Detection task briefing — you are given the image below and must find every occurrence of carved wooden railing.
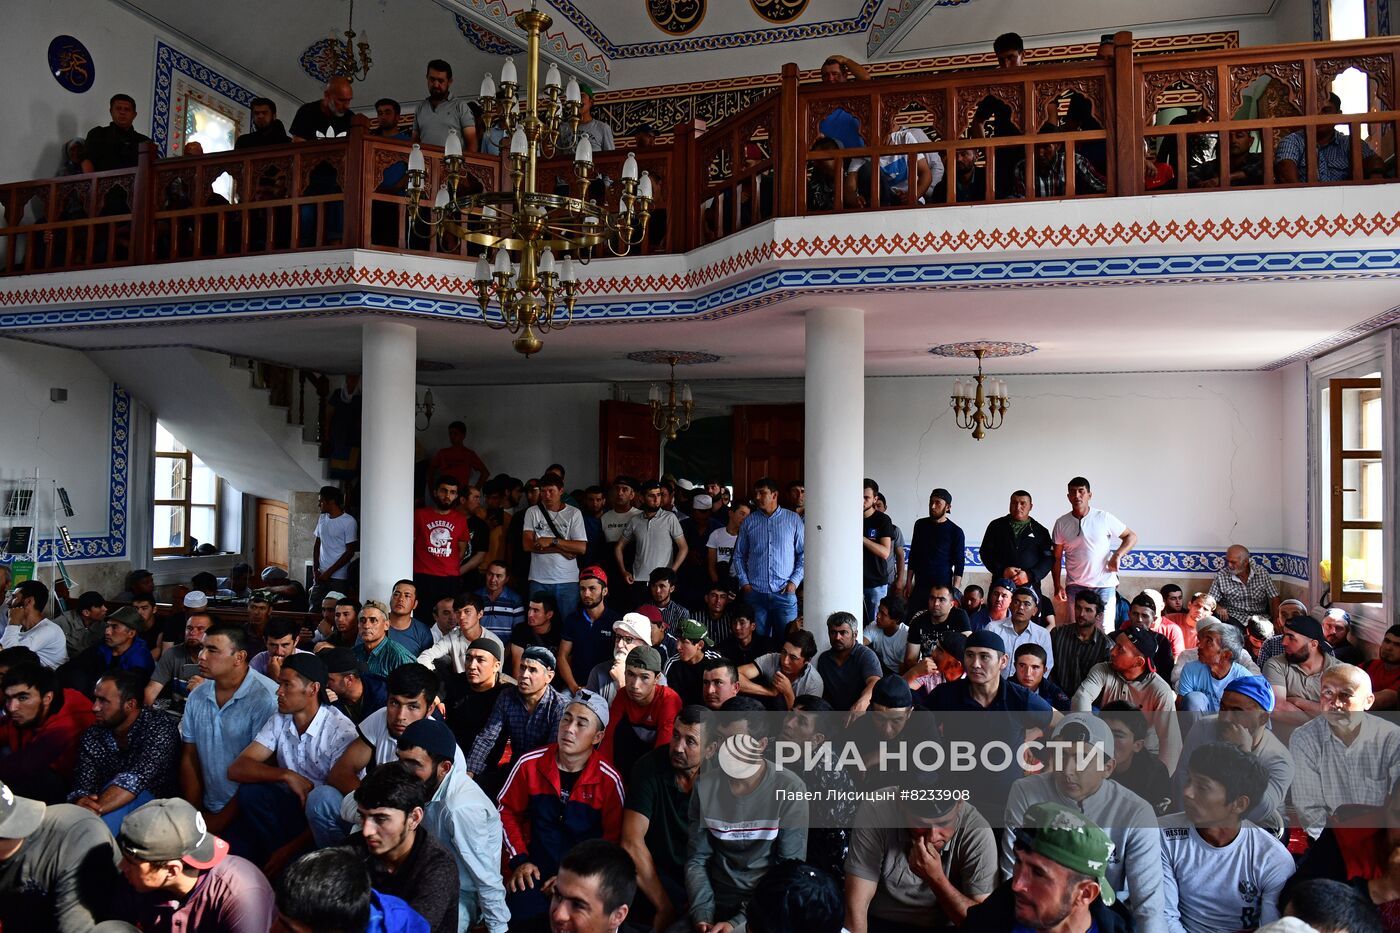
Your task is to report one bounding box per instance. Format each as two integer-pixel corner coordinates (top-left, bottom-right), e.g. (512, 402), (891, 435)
(3, 33), (1399, 277)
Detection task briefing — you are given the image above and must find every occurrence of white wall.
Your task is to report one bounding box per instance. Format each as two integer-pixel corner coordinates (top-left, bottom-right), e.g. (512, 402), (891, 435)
(0, 0), (295, 185)
(422, 382), (613, 483)
(1279, 360), (1310, 565)
(865, 371), (1290, 568)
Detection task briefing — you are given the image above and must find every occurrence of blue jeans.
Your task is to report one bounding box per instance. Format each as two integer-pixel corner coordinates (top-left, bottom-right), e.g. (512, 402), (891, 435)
(99, 789), (154, 836)
(307, 783), (351, 848)
(745, 589), (798, 639)
(863, 585), (889, 625)
(530, 580), (580, 621)
(1066, 584), (1117, 629)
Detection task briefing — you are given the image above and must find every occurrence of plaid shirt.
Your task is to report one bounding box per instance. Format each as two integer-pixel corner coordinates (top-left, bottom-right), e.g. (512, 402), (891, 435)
(1014, 151), (1107, 198)
(1208, 563), (1278, 620)
(1288, 713), (1400, 837)
(465, 685), (567, 775)
(1258, 634), (1285, 663)
(1276, 129), (1377, 182)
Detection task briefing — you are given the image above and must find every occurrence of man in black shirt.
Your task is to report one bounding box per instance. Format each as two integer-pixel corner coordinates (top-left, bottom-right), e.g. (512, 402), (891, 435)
(979, 489), (1054, 594)
(234, 97), (291, 149)
(81, 94), (150, 172)
(902, 584), (971, 672)
(443, 638), (509, 778)
(861, 479), (894, 624)
(715, 605), (773, 668)
(289, 77), (362, 141)
(1100, 701), (1173, 815)
(905, 487), (965, 616)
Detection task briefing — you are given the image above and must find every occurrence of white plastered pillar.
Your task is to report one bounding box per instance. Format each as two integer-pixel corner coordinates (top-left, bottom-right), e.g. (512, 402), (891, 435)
(358, 320), (417, 604)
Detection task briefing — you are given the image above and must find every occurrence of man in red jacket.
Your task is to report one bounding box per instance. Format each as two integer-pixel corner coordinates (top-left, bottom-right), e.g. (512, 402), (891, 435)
(0, 661), (96, 802)
(599, 646), (682, 781)
(498, 688), (625, 928)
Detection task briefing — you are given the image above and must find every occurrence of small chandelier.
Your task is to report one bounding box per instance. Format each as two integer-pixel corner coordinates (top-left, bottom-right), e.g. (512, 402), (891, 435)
(404, 0), (653, 357)
(649, 356), (694, 441)
(950, 348), (1009, 440)
(318, 0), (372, 83)
(415, 389), (435, 432)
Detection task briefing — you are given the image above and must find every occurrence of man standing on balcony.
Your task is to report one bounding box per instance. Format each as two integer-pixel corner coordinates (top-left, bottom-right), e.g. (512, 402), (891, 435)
(290, 77), (365, 141)
(558, 85), (616, 153)
(82, 94), (151, 173)
(235, 98), (290, 150)
(412, 59), (479, 152)
(818, 55), (870, 152)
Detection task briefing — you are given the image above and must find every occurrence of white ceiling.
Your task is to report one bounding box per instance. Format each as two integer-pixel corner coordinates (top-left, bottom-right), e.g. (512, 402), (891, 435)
(18, 272), (1398, 384)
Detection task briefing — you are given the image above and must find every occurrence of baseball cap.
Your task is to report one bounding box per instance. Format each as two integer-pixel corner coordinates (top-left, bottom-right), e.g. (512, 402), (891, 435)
(676, 618), (714, 647)
(636, 605), (665, 627)
(615, 614), (652, 642)
(118, 798), (228, 870)
(612, 474), (640, 491)
(1051, 712), (1115, 757)
(319, 646), (367, 676)
(569, 689), (610, 729)
(109, 606), (146, 633)
(580, 566), (609, 587)
(323, 590), (347, 602)
(282, 653), (329, 688)
(182, 591), (208, 610)
(871, 673), (914, 709)
(398, 719), (458, 763)
(1285, 616), (1333, 653)
(718, 733), (765, 780)
(467, 637), (505, 663)
(1014, 802), (1116, 905)
(1116, 626), (1158, 671)
(0, 781), (45, 840)
(930, 487), (953, 505)
(625, 645), (663, 673)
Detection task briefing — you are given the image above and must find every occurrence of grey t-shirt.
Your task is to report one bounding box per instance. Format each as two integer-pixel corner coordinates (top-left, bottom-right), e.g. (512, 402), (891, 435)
(151, 643), (199, 686)
(815, 644), (882, 710)
(846, 797), (997, 926)
(754, 652), (824, 700)
(0, 803), (120, 933)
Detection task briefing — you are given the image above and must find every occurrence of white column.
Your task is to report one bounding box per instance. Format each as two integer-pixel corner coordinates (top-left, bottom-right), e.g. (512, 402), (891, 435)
(359, 321), (417, 604)
(803, 306), (865, 654)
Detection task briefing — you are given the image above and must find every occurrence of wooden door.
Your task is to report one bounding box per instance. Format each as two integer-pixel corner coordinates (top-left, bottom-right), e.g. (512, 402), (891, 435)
(599, 401), (660, 485)
(731, 404), (804, 497)
(255, 498), (289, 574)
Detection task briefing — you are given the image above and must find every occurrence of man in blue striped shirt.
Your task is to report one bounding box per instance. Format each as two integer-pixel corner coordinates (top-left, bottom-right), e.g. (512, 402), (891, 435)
(476, 560), (524, 645)
(731, 477), (804, 639)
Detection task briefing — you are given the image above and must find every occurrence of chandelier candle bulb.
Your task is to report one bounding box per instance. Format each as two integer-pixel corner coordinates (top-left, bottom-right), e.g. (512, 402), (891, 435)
(510, 127), (529, 156)
(407, 144), (425, 175)
(565, 77), (580, 104)
(622, 154), (639, 181)
(575, 136), (592, 164)
(638, 173), (653, 199)
(649, 384), (661, 403)
(544, 63), (560, 89)
(493, 248), (512, 278)
(501, 58), (517, 85)
(444, 130), (463, 159)
(560, 256), (576, 283)
(480, 74), (496, 98)
(682, 384), (693, 403)
(473, 256), (491, 283)
(538, 248), (556, 275)
(434, 185), (450, 209)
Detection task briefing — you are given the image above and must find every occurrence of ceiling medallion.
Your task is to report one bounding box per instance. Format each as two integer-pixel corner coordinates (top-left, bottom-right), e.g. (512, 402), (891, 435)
(750, 0), (809, 24)
(626, 350), (722, 365)
(928, 341), (1038, 359)
(647, 0), (706, 36)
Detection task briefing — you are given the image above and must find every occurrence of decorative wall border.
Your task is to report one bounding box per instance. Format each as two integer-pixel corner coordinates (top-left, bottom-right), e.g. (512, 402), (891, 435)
(455, 15), (524, 56)
(454, 0), (610, 85)
(0, 385), (129, 565)
(151, 41), (256, 157)
(868, 0), (977, 57)
(961, 546), (1309, 582)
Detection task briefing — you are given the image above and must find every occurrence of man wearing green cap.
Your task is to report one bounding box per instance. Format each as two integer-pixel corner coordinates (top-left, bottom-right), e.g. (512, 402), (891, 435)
(663, 618), (721, 706)
(558, 83), (615, 154)
(964, 801), (1129, 932)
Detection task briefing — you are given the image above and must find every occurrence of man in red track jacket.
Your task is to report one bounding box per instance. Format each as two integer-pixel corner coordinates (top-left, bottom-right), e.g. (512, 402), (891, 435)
(0, 662), (96, 803)
(497, 688), (625, 927)
(599, 645), (683, 781)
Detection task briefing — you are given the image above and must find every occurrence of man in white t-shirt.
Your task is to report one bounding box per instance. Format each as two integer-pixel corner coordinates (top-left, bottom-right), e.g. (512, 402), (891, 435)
(1051, 476), (1136, 630)
(1, 581), (67, 669)
(523, 472), (588, 620)
(851, 124), (947, 206)
(313, 485), (358, 600)
(1160, 741), (1293, 933)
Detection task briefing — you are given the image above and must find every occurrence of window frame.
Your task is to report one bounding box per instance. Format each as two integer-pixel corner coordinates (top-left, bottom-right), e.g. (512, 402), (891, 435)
(1327, 376), (1383, 603)
(152, 426), (223, 557)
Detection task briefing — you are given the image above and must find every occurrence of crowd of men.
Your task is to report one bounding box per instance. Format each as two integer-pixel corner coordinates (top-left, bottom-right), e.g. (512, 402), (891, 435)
(1, 452), (1399, 933)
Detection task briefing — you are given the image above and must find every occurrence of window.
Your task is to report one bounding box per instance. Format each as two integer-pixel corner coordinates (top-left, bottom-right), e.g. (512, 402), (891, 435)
(153, 422), (223, 556)
(1324, 376), (1383, 602)
(182, 97), (237, 201)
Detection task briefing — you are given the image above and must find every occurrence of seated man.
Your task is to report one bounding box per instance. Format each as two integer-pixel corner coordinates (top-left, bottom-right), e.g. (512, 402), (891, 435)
(963, 802), (1126, 933)
(1, 581), (67, 669)
(1288, 663), (1400, 838)
(0, 778), (120, 930)
(988, 586), (1055, 673)
(416, 591), (504, 675)
(1002, 714), (1165, 933)
(1012, 643), (1070, 711)
(178, 625), (278, 832)
(395, 718), (509, 933)
(864, 593), (910, 674)
(0, 661), (95, 802)
(249, 616), (312, 678)
(849, 120), (945, 207)
(273, 847), (429, 932)
(314, 596), (361, 653)
(844, 766), (997, 931)
(1014, 123), (1107, 198)
(1176, 620), (1253, 714)
(738, 629), (824, 711)
(354, 599), (419, 678)
(646, 567), (691, 632)
(57, 590), (107, 660)
(701, 657), (741, 711)
(816, 610), (883, 712)
(1364, 623), (1400, 709)
(1207, 545), (1280, 625)
(1071, 626), (1182, 771)
(686, 717), (808, 933)
(1100, 701), (1173, 816)
(62, 605), (154, 693)
(715, 605), (773, 668)
(350, 761), (460, 933)
(583, 613), (653, 699)
(623, 705), (716, 929)
(662, 618), (721, 707)
(116, 797), (275, 932)
(966, 579), (1013, 632)
(498, 690), (624, 927)
(1321, 607), (1365, 665)
(1161, 742), (1293, 933)
(1263, 614), (1340, 722)
(1276, 92), (1385, 183)
(1174, 676), (1292, 830)
(599, 646), (683, 781)
(1048, 589), (1114, 698)
(1190, 128), (1265, 188)
(226, 653), (358, 867)
(68, 669), (180, 833)
(321, 646), (388, 725)
(145, 610), (211, 705)
(465, 646), (566, 796)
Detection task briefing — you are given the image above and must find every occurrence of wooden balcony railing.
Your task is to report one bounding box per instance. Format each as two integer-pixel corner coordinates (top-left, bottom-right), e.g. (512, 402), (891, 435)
(3, 32), (1399, 279)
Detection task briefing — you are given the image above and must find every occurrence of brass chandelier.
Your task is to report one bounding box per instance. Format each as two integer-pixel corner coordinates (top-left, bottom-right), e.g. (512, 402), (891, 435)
(950, 348), (1010, 440)
(649, 355), (695, 440)
(403, 1), (654, 356)
(319, 0), (373, 82)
